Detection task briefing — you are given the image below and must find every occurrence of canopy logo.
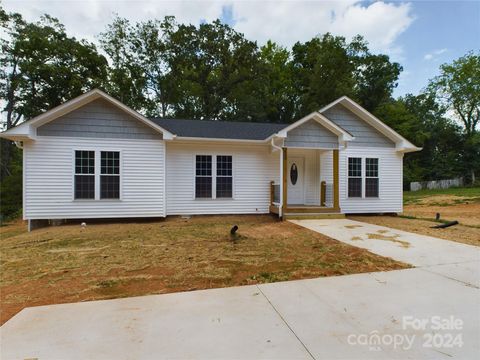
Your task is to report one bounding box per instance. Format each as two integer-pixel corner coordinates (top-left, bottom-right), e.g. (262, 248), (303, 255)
(347, 315), (464, 351)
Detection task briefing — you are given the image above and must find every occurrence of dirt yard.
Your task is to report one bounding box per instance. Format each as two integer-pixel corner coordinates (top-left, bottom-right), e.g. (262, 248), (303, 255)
(0, 215), (408, 325)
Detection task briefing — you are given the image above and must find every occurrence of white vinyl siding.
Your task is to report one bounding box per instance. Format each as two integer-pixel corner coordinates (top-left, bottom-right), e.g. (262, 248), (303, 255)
(166, 142), (279, 215)
(339, 147), (403, 213)
(23, 136), (165, 219)
(323, 104), (395, 148)
(284, 119), (338, 149)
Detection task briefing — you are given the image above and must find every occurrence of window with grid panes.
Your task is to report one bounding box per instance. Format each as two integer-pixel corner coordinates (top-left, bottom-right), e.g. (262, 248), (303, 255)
(100, 151), (120, 199)
(74, 150), (95, 199)
(365, 158), (379, 197)
(195, 155), (212, 198)
(348, 157), (362, 198)
(216, 155), (232, 198)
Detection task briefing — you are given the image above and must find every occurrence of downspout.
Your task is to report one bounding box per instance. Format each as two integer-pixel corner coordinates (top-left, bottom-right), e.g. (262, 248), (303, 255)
(14, 141), (23, 149)
(270, 137), (283, 217)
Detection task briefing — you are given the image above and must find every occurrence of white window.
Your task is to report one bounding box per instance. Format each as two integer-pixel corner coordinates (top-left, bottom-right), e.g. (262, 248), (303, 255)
(216, 155), (232, 198)
(195, 155), (233, 199)
(347, 157), (379, 198)
(74, 150), (95, 199)
(348, 157), (362, 198)
(195, 155), (212, 198)
(74, 150), (120, 200)
(365, 158), (379, 197)
(100, 151), (120, 199)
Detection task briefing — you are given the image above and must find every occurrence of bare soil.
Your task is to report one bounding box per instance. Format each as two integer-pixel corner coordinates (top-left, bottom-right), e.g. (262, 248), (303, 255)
(350, 215), (480, 246)
(0, 215), (408, 325)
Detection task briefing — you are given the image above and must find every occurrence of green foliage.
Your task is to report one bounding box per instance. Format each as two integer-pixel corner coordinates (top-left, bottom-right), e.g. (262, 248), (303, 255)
(291, 34), (401, 115)
(404, 186), (480, 205)
(257, 41), (296, 123)
(0, 10), (108, 127)
(375, 93), (465, 184)
(429, 52), (480, 135)
(428, 52), (480, 183)
(0, 145), (22, 222)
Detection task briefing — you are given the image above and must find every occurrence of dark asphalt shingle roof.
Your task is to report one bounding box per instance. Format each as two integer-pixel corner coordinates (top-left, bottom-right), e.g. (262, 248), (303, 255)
(151, 118), (290, 140)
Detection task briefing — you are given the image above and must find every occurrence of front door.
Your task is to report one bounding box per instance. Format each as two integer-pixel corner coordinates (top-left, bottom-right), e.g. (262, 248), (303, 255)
(287, 156), (304, 205)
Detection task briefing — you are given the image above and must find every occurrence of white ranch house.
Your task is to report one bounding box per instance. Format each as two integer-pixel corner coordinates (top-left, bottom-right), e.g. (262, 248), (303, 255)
(1, 89), (420, 230)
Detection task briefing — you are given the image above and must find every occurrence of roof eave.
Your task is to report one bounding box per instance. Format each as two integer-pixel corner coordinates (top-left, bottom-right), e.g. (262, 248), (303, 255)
(320, 96), (420, 149)
(4, 89), (176, 140)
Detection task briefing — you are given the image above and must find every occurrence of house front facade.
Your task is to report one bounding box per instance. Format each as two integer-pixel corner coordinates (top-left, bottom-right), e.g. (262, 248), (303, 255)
(1, 89), (420, 230)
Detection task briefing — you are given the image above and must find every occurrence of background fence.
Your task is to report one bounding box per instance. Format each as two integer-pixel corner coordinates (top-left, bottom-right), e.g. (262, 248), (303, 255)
(410, 177), (464, 191)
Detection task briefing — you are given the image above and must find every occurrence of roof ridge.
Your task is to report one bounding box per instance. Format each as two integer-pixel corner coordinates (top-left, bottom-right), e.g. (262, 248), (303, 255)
(151, 118), (291, 126)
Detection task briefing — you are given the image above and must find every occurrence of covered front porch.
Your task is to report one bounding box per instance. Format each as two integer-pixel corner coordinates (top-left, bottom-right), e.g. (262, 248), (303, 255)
(269, 147), (340, 219)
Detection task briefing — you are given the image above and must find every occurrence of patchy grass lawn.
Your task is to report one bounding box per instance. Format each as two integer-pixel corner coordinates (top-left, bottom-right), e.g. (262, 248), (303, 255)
(0, 215), (408, 324)
(403, 187), (480, 227)
(404, 186), (480, 205)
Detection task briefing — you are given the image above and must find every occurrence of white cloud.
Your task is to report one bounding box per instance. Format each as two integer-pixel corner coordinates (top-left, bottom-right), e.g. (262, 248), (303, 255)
(2, 0), (415, 58)
(424, 48), (448, 61)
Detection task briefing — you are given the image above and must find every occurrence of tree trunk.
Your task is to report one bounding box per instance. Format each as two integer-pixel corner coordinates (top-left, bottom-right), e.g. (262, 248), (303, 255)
(472, 169), (476, 185)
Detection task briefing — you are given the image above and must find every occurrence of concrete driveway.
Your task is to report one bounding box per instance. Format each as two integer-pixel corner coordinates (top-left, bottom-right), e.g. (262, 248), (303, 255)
(2, 220), (479, 359)
(290, 219), (480, 288)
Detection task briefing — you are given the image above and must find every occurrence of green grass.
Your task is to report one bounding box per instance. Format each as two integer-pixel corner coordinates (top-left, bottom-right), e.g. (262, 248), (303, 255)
(404, 186), (480, 205)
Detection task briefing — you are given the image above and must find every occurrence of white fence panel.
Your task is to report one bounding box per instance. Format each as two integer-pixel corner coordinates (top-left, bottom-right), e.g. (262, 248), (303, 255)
(410, 177), (463, 191)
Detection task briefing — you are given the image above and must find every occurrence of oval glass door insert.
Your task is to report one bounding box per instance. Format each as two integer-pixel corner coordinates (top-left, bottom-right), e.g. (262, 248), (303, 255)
(290, 163), (298, 185)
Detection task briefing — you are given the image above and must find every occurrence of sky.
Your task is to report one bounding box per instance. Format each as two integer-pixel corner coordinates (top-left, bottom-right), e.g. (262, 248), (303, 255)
(2, 0), (479, 97)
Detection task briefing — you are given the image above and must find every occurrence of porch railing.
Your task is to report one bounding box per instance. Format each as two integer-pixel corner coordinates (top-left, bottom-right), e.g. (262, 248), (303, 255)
(270, 181), (281, 205)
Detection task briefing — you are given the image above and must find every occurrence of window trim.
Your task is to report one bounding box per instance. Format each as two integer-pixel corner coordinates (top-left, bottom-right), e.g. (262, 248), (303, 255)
(74, 150), (95, 200)
(365, 157), (379, 198)
(72, 148), (122, 201)
(346, 156), (380, 199)
(193, 153), (234, 200)
(347, 157), (362, 198)
(100, 151), (121, 200)
(216, 155), (233, 199)
(195, 155), (213, 199)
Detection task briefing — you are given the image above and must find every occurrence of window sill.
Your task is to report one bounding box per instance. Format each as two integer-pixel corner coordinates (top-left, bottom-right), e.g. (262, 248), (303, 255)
(73, 199), (122, 202)
(347, 197), (380, 200)
(194, 198), (234, 201)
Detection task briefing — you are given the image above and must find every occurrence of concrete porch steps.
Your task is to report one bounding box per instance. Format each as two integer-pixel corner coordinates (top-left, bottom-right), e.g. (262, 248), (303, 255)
(283, 213), (345, 220)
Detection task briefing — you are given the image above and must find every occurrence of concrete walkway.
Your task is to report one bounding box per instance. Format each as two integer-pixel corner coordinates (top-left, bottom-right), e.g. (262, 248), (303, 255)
(290, 218), (480, 287)
(2, 220), (480, 359)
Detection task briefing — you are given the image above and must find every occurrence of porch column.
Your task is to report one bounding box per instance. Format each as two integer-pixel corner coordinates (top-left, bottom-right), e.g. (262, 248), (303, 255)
(333, 149), (340, 210)
(282, 147), (288, 213)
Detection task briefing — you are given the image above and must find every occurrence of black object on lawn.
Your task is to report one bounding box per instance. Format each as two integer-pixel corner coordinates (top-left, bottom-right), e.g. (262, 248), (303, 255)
(431, 221), (459, 229)
(230, 225), (239, 235)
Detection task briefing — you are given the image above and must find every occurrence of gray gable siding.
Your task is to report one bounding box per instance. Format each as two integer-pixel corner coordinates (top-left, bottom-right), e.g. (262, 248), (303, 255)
(284, 119), (338, 148)
(323, 104), (394, 148)
(37, 99), (162, 140)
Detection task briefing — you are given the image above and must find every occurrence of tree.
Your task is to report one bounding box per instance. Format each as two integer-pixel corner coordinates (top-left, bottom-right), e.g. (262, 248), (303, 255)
(292, 34), (358, 116)
(429, 52), (480, 183)
(99, 17), (149, 112)
(256, 41), (296, 123)
(0, 8), (108, 219)
(375, 93), (464, 185)
(291, 34), (401, 116)
(168, 20), (262, 121)
(0, 11), (108, 129)
(354, 54), (402, 112)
